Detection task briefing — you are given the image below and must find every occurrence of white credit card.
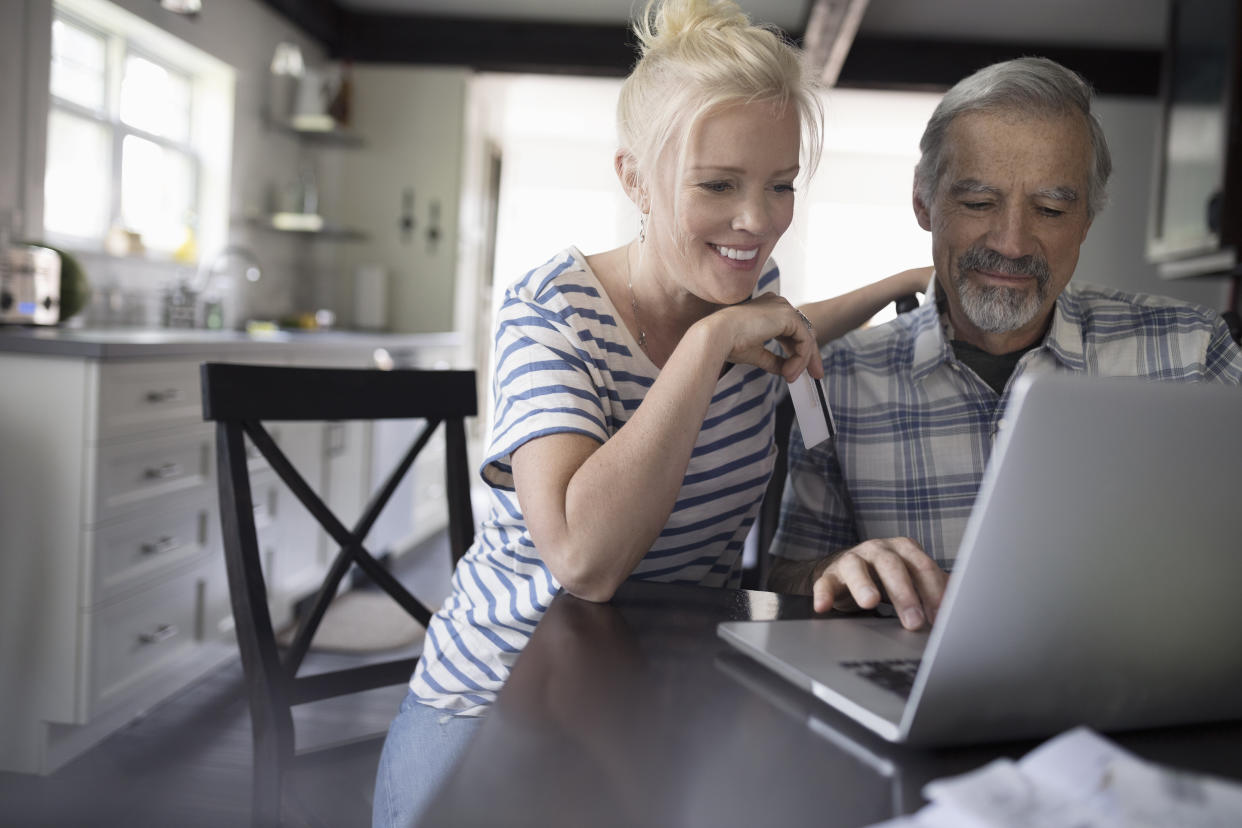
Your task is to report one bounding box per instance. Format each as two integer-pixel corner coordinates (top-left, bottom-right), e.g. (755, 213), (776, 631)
(787, 371), (836, 449)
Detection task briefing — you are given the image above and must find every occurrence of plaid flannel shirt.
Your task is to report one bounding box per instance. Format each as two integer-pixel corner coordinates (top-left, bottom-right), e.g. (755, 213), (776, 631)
(771, 282), (1242, 569)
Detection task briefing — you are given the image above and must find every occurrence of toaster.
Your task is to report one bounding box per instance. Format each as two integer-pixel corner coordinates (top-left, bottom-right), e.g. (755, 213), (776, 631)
(1, 243), (61, 325)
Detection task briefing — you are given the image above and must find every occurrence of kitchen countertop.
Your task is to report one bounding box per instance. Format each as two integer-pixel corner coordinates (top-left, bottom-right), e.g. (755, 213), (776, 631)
(0, 326), (463, 360)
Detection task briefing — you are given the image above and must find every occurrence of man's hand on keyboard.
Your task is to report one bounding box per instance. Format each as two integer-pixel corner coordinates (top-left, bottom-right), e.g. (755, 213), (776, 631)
(811, 537), (947, 631)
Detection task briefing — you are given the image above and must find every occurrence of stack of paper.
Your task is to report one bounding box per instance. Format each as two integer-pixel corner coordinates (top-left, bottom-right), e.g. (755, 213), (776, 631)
(871, 727), (1242, 828)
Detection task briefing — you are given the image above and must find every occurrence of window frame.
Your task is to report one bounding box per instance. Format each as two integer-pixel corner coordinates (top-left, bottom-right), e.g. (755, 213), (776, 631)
(45, 7), (207, 259)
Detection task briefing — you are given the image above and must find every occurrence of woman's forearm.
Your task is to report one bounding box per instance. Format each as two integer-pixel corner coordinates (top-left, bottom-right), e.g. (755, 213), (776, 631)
(799, 267), (931, 346)
(515, 294), (819, 603)
(514, 321), (730, 602)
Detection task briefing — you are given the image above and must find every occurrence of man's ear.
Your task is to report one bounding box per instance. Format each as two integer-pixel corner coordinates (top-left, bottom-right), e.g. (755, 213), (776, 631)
(912, 180), (933, 231)
(615, 149), (647, 211)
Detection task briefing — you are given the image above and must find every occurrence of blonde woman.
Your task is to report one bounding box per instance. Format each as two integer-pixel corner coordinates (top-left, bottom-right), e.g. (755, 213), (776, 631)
(373, 2), (918, 824)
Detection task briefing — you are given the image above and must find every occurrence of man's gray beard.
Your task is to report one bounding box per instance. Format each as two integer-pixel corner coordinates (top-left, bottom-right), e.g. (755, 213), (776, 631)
(952, 249), (1051, 334)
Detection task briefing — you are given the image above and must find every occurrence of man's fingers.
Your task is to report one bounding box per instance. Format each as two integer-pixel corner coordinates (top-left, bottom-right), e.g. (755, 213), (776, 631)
(812, 539), (948, 629)
(882, 541), (949, 624)
(816, 553), (881, 613)
(838, 554), (883, 609)
(843, 538), (948, 630)
(811, 573), (837, 614)
(909, 560), (948, 623)
(868, 552), (926, 630)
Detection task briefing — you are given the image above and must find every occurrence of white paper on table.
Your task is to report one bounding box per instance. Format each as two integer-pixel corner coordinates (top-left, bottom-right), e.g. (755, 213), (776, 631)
(1108, 748), (1242, 828)
(863, 726), (1242, 828)
(1019, 726), (1242, 828)
(1018, 726), (1136, 809)
(923, 756), (1110, 828)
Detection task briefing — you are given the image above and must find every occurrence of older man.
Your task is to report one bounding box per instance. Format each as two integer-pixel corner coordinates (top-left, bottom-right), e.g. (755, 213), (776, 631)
(770, 56), (1242, 631)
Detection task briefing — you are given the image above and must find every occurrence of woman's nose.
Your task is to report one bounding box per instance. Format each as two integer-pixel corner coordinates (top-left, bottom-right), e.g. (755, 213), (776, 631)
(731, 193), (773, 235)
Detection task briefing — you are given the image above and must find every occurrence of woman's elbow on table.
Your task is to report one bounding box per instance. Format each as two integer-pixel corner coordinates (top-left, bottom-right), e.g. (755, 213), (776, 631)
(562, 582), (622, 604)
(544, 548), (626, 603)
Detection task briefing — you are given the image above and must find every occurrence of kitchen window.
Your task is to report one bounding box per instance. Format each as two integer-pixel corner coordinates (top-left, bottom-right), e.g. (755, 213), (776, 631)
(44, 1), (234, 262)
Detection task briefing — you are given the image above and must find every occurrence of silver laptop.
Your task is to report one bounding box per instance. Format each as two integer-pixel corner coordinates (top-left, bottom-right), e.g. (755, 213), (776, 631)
(719, 372), (1242, 746)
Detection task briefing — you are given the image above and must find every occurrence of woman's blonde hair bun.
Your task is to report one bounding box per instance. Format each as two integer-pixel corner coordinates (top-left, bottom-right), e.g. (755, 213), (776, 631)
(618, 0), (823, 183)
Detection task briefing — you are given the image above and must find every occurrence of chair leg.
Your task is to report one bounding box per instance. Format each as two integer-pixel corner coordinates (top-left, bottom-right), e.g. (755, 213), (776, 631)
(251, 732), (284, 828)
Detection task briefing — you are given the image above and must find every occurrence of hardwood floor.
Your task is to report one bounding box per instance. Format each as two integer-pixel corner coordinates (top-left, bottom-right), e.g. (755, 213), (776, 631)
(0, 534), (452, 828)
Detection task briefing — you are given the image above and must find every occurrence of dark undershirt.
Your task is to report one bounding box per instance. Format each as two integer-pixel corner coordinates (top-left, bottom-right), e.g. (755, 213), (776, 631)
(950, 340), (1037, 394)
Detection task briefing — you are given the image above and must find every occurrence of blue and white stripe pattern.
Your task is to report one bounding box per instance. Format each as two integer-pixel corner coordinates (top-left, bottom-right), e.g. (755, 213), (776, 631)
(773, 282), (1242, 569)
(411, 247), (783, 715)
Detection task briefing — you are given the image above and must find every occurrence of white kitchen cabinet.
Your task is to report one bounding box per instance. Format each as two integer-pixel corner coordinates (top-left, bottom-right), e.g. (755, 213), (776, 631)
(86, 490), (214, 607)
(82, 558), (211, 720)
(0, 332), (464, 774)
(0, 354), (232, 773)
(90, 425), (214, 523)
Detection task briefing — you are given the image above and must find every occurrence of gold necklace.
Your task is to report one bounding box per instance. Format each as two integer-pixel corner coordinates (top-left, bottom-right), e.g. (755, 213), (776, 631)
(626, 247), (647, 350)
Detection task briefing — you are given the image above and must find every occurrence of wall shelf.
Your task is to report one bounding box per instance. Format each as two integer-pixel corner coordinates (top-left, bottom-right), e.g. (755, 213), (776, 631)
(269, 117), (364, 148)
(251, 116), (367, 241)
(243, 214), (367, 241)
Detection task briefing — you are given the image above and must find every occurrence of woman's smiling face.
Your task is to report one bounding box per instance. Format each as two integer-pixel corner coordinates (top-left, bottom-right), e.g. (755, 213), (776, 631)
(645, 99), (801, 306)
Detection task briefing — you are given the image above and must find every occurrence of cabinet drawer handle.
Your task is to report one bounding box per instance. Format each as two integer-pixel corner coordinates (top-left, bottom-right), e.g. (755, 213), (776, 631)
(138, 624), (179, 645)
(140, 536), (181, 556)
(144, 388), (183, 404)
(143, 462), (182, 480)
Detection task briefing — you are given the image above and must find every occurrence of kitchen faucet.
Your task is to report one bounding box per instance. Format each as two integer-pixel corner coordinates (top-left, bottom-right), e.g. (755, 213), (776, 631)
(200, 244), (263, 329)
(164, 244), (263, 329)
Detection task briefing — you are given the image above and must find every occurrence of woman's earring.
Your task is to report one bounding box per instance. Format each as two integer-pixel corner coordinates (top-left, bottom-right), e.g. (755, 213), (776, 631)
(639, 211), (647, 244)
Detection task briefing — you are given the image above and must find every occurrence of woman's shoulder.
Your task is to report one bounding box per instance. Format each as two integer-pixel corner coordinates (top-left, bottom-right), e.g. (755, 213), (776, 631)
(504, 247), (599, 309)
(496, 247), (622, 346)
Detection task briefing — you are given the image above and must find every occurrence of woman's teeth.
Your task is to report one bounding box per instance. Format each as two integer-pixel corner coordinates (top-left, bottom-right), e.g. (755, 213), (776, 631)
(714, 245), (757, 261)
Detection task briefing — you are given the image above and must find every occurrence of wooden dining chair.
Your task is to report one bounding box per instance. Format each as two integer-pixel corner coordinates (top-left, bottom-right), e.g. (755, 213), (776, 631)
(200, 362), (477, 828)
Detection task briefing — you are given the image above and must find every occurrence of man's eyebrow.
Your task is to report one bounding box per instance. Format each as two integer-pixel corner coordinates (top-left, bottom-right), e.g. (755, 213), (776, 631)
(949, 179), (1001, 196)
(949, 180), (1080, 203)
(1035, 186), (1080, 202)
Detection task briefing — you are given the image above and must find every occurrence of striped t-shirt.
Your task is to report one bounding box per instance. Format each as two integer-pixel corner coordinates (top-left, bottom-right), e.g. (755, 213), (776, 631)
(410, 247), (784, 715)
(772, 282), (1242, 569)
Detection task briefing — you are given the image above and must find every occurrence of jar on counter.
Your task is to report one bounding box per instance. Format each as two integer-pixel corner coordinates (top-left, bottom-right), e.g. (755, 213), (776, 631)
(162, 280), (198, 328)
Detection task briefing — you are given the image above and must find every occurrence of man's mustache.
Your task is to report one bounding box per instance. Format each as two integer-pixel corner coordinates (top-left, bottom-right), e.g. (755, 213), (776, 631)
(957, 247), (1051, 283)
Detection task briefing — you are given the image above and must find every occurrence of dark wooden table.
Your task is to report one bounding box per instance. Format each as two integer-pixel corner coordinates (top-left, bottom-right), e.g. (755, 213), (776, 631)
(420, 581), (1242, 827)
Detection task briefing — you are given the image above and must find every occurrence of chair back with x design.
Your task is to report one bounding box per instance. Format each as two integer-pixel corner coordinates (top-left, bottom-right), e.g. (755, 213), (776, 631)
(201, 362), (476, 827)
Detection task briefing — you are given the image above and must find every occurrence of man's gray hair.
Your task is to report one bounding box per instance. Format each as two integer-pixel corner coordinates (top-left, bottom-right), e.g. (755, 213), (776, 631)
(914, 56), (1113, 218)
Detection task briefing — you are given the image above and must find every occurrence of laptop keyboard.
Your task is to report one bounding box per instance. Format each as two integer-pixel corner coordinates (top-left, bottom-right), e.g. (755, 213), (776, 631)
(840, 658), (922, 699)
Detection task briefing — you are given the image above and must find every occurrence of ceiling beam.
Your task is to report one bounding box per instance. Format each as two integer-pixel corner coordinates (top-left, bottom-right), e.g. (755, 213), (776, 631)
(836, 37), (1162, 98)
(256, 0), (343, 52)
(336, 14), (638, 76)
(255, 2), (1160, 97)
(801, 0), (870, 87)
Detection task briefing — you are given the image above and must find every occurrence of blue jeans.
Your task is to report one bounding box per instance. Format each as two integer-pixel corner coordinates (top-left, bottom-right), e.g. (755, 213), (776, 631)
(372, 691), (483, 828)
